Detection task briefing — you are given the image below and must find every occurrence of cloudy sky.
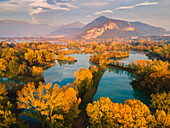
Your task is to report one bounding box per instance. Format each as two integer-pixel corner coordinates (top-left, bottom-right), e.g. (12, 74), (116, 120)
(0, 0), (170, 30)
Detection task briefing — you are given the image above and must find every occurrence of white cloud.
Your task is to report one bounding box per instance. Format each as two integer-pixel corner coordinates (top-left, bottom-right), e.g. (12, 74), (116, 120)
(115, 2), (159, 10)
(82, 2), (108, 7)
(94, 10), (113, 15)
(136, 2), (159, 6)
(0, 0), (77, 23)
(29, 8), (43, 15)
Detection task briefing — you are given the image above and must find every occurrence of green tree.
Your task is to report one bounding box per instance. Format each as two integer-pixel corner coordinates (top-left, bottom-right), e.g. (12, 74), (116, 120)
(8, 60), (20, 77)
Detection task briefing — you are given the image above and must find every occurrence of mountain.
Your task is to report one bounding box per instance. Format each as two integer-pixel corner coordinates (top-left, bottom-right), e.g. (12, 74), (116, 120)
(76, 16), (167, 40)
(49, 22), (84, 37)
(0, 20), (52, 37)
(130, 22), (167, 36)
(77, 16), (111, 34)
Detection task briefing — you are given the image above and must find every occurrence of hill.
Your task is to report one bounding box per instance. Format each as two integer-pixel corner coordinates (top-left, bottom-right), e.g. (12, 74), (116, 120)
(76, 16), (167, 40)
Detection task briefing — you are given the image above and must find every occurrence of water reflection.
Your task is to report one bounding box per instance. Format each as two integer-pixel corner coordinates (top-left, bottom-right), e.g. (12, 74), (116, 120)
(133, 89), (151, 106)
(43, 52), (151, 104)
(43, 54), (91, 86)
(108, 67), (135, 80)
(57, 60), (77, 66)
(120, 51), (150, 65)
(0, 52), (151, 105)
(0, 76), (24, 85)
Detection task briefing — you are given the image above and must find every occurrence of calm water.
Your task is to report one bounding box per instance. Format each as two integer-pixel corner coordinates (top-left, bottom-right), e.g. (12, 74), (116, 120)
(120, 51), (150, 65)
(43, 53), (91, 86)
(43, 52), (151, 104)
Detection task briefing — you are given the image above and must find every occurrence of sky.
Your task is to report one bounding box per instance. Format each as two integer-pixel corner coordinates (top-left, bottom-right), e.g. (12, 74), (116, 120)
(0, 0), (170, 30)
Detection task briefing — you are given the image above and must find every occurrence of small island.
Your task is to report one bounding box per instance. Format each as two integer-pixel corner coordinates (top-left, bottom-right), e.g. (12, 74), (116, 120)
(56, 54), (77, 62)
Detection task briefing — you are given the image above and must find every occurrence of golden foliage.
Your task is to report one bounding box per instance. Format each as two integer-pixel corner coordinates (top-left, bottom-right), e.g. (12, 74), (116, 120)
(130, 59), (170, 93)
(17, 82), (81, 128)
(73, 68), (93, 95)
(0, 84), (17, 128)
(29, 66), (43, 77)
(86, 97), (170, 128)
(151, 92), (170, 114)
(25, 49), (55, 65)
(86, 97), (155, 128)
(0, 58), (7, 76)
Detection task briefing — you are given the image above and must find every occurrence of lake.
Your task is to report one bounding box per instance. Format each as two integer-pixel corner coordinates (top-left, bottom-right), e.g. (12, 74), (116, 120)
(43, 52), (151, 105)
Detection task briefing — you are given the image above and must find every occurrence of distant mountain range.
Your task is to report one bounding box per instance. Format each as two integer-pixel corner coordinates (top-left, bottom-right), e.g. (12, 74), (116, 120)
(0, 20), (52, 37)
(0, 16), (168, 40)
(0, 20), (84, 37)
(48, 22), (84, 37)
(75, 16), (167, 40)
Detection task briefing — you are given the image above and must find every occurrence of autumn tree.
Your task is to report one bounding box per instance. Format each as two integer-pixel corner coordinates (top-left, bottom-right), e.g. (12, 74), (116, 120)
(86, 97), (170, 128)
(57, 54), (67, 61)
(29, 66), (43, 77)
(154, 110), (170, 127)
(25, 49), (55, 66)
(17, 82), (81, 128)
(73, 68), (93, 96)
(0, 58), (7, 77)
(18, 62), (28, 75)
(0, 83), (17, 127)
(130, 59), (170, 94)
(95, 44), (106, 51)
(150, 92), (170, 114)
(8, 60), (20, 77)
(24, 49), (36, 65)
(2, 42), (7, 48)
(86, 97), (154, 128)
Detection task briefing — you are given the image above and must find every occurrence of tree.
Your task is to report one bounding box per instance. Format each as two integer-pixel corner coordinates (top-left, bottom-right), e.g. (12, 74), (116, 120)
(86, 97), (155, 128)
(73, 68), (93, 95)
(18, 62), (28, 75)
(154, 110), (170, 127)
(17, 82), (81, 128)
(2, 42), (7, 48)
(29, 66), (43, 77)
(24, 49), (36, 65)
(0, 58), (7, 77)
(0, 83), (17, 128)
(150, 92), (170, 114)
(130, 59), (170, 94)
(8, 60), (20, 77)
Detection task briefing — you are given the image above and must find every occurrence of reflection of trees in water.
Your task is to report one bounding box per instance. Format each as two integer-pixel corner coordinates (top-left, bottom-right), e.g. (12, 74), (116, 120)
(0, 76), (23, 84)
(108, 67), (135, 80)
(133, 89), (151, 106)
(108, 56), (128, 61)
(57, 60), (77, 66)
(107, 67), (150, 106)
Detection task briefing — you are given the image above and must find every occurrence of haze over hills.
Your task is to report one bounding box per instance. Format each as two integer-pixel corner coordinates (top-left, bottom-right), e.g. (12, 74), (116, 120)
(0, 20), (84, 37)
(49, 22), (84, 37)
(76, 16), (167, 40)
(0, 16), (168, 40)
(0, 20), (52, 37)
